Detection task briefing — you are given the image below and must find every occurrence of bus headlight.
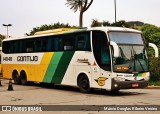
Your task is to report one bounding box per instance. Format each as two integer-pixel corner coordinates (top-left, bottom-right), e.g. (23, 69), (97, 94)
(114, 77), (125, 81)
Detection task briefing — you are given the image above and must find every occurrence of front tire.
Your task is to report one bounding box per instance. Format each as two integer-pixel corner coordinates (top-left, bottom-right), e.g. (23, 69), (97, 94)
(78, 75), (91, 93)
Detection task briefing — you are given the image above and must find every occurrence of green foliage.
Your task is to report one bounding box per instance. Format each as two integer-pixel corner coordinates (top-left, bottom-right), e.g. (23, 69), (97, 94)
(102, 21), (111, 26)
(91, 19), (102, 27)
(26, 22), (78, 36)
(91, 20), (131, 28)
(111, 20), (130, 28)
(141, 24), (160, 44)
(0, 34), (5, 47)
(149, 57), (160, 85)
(140, 24), (160, 85)
(141, 24), (160, 57)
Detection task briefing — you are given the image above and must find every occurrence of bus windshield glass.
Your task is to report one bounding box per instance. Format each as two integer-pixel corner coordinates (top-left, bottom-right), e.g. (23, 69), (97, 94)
(109, 32), (144, 44)
(109, 32), (148, 73)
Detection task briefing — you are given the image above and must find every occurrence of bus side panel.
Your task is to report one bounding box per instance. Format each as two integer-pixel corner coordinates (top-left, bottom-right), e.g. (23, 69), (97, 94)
(36, 52), (54, 82)
(2, 64), (12, 79)
(2, 53), (47, 82)
(42, 51), (75, 84)
(61, 51), (92, 87)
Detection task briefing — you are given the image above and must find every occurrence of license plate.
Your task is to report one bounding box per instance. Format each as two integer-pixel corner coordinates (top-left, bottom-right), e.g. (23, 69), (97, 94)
(132, 83), (139, 87)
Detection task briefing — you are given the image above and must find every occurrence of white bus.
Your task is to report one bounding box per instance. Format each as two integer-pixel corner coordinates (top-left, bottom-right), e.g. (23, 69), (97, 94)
(1, 27), (158, 93)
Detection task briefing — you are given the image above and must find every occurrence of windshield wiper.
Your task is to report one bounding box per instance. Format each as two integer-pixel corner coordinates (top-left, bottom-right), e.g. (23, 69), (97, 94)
(132, 47), (145, 71)
(128, 49), (135, 71)
(128, 47), (145, 72)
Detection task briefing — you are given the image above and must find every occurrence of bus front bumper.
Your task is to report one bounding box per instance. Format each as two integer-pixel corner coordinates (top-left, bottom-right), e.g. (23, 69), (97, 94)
(111, 79), (149, 90)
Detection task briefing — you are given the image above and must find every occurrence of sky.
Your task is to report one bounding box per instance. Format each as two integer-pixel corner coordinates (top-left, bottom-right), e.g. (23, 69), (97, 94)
(0, 0), (160, 37)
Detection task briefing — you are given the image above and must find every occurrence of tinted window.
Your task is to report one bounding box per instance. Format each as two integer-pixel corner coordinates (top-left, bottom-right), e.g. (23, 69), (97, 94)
(26, 40), (34, 52)
(75, 32), (91, 51)
(2, 31), (91, 54)
(92, 30), (111, 71)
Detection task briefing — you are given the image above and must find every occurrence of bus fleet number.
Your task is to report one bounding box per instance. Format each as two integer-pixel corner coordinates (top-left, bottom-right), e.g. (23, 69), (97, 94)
(3, 57), (12, 61)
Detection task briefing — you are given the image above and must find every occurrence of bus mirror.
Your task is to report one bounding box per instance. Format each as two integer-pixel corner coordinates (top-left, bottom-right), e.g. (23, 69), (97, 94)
(110, 41), (119, 57)
(149, 43), (159, 58)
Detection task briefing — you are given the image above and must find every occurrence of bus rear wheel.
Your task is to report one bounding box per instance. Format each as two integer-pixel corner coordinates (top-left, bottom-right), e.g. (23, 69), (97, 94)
(12, 71), (20, 84)
(78, 75), (91, 93)
(20, 71), (28, 85)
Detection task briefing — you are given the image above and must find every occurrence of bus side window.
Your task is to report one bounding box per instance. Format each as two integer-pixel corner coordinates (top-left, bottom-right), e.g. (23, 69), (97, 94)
(52, 38), (59, 51)
(47, 38), (52, 52)
(26, 40), (34, 52)
(10, 41), (19, 53)
(76, 35), (85, 50)
(75, 32), (91, 51)
(34, 39), (42, 52)
(2, 41), (11, 54)
(63, 36), (74, 51)
(41, 39), (47, 52)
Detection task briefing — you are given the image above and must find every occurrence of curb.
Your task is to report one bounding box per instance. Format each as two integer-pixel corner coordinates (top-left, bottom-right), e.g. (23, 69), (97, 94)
(146, 86), (160, 89)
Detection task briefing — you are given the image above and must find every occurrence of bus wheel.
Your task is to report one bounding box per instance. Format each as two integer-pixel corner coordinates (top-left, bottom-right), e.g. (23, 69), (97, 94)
(78, 75), (91, 93)
(20, 71), (28, 85)
(12, 71), (20, 84)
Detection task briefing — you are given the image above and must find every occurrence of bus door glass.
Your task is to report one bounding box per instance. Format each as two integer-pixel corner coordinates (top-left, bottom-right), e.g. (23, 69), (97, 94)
(92, 31), (111, 88)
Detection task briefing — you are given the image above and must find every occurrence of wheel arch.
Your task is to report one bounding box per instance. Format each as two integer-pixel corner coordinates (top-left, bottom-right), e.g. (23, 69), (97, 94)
(20, 69), (28, 77)
(77, 72), (91, 87)
(12, 69), (19, 77)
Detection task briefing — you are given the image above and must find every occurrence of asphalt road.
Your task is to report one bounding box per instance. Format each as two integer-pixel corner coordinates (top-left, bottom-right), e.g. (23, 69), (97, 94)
(0, 78), (160, 114)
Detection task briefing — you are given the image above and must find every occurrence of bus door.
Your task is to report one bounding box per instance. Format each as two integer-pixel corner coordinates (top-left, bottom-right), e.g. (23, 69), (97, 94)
(92, 30), (112, 89)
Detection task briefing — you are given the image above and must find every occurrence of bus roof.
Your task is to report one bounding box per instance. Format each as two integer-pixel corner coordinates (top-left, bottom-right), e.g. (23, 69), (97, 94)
(89, 26), (141, 33)
(3, 27), (141, 41)
(34, 28), (79, 35)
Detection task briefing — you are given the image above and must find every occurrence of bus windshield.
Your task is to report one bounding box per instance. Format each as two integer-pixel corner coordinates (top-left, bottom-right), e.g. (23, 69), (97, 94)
(109, 32), (148, 73)
(109, 32), (144, 44)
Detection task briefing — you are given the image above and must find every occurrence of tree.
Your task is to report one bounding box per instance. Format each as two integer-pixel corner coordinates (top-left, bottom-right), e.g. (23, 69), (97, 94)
(91, 19), (130, 28)
(141, 24), (160, 57)
(26, 22), (78, 36)
(91, 20), (111, 27)
(111, 20), (130, 28)
(141, 24), (160, 44)
(0, 34), (5, 47)
(141, 24), (160, 83)
(66, 0), (93, 27)
(91, 19), (102, 27)
(102, 21), (111, 27)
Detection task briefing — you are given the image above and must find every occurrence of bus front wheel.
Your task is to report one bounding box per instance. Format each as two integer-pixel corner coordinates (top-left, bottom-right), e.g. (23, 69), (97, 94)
(20, 71), (28, 85)
(12, 71), (20, 84)
(78, 75), (91, 93)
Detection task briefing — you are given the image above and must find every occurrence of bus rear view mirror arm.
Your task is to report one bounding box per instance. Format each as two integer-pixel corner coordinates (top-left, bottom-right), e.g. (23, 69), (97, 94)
(149, 43), (159, 58)
(110, 41), (119, 57)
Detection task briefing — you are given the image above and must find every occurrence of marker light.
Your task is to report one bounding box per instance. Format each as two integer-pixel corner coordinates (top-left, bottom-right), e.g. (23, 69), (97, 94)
(114, 84), (118, 87)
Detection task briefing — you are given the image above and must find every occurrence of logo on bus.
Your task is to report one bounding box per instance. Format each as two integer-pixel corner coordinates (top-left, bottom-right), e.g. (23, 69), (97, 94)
(95, 77), (108, 86)
(17, 56), (38, 62)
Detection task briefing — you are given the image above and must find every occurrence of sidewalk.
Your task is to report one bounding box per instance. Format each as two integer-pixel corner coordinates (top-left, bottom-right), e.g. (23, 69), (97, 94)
(146, 86), (160, 89)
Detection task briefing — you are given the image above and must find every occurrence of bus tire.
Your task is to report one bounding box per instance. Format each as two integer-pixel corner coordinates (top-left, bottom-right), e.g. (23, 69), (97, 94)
(12, 71), (20, 85)
(78, 74), (91, 93)
(20, 71), (28, 85)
